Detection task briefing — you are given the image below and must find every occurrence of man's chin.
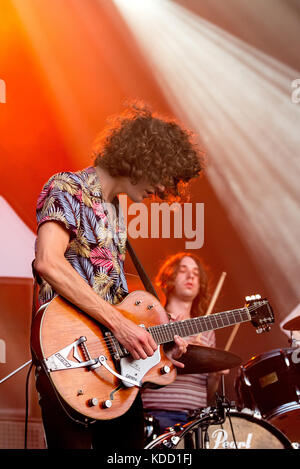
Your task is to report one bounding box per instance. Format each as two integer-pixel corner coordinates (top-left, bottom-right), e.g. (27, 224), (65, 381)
(179, 291), (198, 301)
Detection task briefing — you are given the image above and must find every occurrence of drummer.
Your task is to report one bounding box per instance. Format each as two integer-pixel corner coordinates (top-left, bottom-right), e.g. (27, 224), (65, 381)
(141, 252), (229, 434)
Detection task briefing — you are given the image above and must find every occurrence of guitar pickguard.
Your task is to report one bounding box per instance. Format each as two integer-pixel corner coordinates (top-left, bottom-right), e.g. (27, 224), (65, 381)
(120, 347), (161, 388)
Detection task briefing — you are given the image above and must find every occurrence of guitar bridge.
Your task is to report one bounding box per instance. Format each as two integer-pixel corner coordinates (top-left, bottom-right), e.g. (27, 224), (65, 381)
(105, 332), (128, 360)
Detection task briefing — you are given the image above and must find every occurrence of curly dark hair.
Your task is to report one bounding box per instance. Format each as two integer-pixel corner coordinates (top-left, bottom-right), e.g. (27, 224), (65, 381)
(155, 252), (211, 318)
(93, 101), (205, 200)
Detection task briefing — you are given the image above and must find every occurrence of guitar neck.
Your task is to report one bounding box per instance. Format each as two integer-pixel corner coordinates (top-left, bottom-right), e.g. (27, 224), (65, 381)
(148, 307), (251, 345)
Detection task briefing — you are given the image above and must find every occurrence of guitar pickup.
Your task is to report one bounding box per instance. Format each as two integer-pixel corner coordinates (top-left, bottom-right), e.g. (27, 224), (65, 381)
(43, 336), (98, 372)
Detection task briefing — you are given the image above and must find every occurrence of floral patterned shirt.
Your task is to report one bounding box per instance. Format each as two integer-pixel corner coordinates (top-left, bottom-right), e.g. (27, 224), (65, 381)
(36, 166), (128, 306)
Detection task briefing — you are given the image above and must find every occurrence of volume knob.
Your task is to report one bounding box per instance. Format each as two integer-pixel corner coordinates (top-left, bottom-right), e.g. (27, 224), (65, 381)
(160, 365), (170, 375)
(102, 399), (112, 409)
(88, 397), (99, 407)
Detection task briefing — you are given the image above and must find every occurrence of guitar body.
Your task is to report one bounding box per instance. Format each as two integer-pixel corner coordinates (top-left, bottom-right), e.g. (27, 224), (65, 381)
(31, 291), (177, 422)
(31, 290), (274, 422)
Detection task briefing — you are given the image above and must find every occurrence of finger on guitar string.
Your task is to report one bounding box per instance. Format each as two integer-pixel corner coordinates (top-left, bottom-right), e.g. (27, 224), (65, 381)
(170, 335), (188, 359)
(112, 317), (158, 361)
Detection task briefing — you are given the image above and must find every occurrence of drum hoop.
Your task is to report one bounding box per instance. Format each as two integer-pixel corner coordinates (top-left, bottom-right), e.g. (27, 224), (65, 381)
(144, 409), (293, 449)
(144, 429), (175, 449)
(266, 402), (300, 419)
(179, 413), (220, 441)
(242, 348), (295, 370)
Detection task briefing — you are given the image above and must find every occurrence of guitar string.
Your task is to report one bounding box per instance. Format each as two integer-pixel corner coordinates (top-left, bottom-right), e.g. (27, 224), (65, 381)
(80, 302), (269, 358)
(86, 302), (267, 355)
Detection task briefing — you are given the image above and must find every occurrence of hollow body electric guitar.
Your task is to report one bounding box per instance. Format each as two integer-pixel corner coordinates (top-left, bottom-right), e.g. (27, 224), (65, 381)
(31, 291), (274, 423)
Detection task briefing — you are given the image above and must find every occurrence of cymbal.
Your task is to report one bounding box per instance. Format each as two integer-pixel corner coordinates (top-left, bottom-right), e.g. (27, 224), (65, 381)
(282, 315), (300, 331)
(177, 345), (242, 374)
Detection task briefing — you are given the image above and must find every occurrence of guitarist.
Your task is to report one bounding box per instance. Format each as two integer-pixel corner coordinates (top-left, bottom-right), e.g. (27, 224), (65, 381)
(33, 102), (203, 449)
(142, 252), (228, 435)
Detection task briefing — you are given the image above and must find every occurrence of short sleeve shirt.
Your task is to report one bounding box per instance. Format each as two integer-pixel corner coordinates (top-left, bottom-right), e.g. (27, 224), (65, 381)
(36, 166), (128, 306)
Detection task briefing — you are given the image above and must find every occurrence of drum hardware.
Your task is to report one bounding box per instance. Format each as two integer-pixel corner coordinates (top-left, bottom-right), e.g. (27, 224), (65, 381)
(144, 366), (294, 450)
(144, 414), (161, 445)
(164, 422), (185, 447)
(172, 393), (234, 450)
(155, 349), (243, 449)
(159, 406), (228, 450)
(288, 331), (300, 349)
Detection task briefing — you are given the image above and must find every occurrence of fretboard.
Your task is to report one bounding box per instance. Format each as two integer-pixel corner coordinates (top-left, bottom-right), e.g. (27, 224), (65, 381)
(148, 307), (251, 345)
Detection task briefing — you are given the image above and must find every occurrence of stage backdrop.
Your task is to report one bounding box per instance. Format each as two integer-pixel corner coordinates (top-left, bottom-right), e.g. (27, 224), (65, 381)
(0, 0), (299, 448)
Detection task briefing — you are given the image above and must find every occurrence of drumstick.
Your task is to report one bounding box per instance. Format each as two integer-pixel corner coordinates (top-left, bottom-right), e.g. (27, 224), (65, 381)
(195, 272), (227, 344)
(205, 272), (227, 316)
(225, 323), (240, 351)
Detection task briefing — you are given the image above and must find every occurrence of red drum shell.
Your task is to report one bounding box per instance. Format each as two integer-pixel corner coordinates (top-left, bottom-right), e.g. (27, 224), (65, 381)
(235, 348), (300, 443)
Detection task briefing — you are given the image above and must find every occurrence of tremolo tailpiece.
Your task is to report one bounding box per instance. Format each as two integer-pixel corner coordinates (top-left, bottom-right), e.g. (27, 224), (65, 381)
(43, 336), (142, 388)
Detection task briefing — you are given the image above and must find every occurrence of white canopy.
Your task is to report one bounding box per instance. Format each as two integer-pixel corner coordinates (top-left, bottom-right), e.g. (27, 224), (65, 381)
(0, 196), (35, 278)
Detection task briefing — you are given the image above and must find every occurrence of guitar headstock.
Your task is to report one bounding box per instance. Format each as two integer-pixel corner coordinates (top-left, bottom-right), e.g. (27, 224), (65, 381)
(245, 294), (274, 333)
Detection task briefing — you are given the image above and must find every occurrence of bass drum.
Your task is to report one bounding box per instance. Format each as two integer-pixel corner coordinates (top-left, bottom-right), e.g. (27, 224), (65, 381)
(144, 410), (292, 450)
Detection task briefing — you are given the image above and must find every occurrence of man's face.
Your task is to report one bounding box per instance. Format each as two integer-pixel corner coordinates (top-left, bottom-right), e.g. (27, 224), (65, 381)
(123, 177), (165, 203)
(172, 256), (200, 302)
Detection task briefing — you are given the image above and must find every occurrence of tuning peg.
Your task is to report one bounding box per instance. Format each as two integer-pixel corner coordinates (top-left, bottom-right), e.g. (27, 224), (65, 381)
(256, 324), (271, 334)
(245, 294), (262, 302)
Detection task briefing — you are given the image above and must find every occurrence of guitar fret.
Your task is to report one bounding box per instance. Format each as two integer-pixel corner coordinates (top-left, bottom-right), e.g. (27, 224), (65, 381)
(149, 307), (251, 344)
(170, 321), (181, 337)
(161, 324), (171, 343)
(149, 327), (158, 344)
(216, 316), (225, 328)
(236, 310), (243, 323)
(182, 320), (190, 337)
(155, 325), (164, 343)
(190, 319), (197, 335)
(198, 317), (208, 332)
(168, 322), (176, 339)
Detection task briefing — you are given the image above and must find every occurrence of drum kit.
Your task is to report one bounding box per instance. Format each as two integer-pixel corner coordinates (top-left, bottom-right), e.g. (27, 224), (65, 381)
(144, 315), (300, 450)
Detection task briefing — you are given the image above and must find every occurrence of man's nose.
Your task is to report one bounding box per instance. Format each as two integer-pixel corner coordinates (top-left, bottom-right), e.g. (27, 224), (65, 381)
(187, 270), (195, 279)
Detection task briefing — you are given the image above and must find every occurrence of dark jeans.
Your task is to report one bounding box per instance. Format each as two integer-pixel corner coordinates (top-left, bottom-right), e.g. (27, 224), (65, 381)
(36, 369), (145, 450)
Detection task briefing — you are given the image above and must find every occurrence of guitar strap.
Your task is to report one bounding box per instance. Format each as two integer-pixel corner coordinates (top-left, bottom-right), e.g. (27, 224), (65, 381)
(112, 196), (159, 300)
(125, 239), (159, 300)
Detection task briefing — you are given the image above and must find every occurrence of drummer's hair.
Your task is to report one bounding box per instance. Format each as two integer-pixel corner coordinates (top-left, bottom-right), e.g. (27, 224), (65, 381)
(155, 252), (211, 317)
